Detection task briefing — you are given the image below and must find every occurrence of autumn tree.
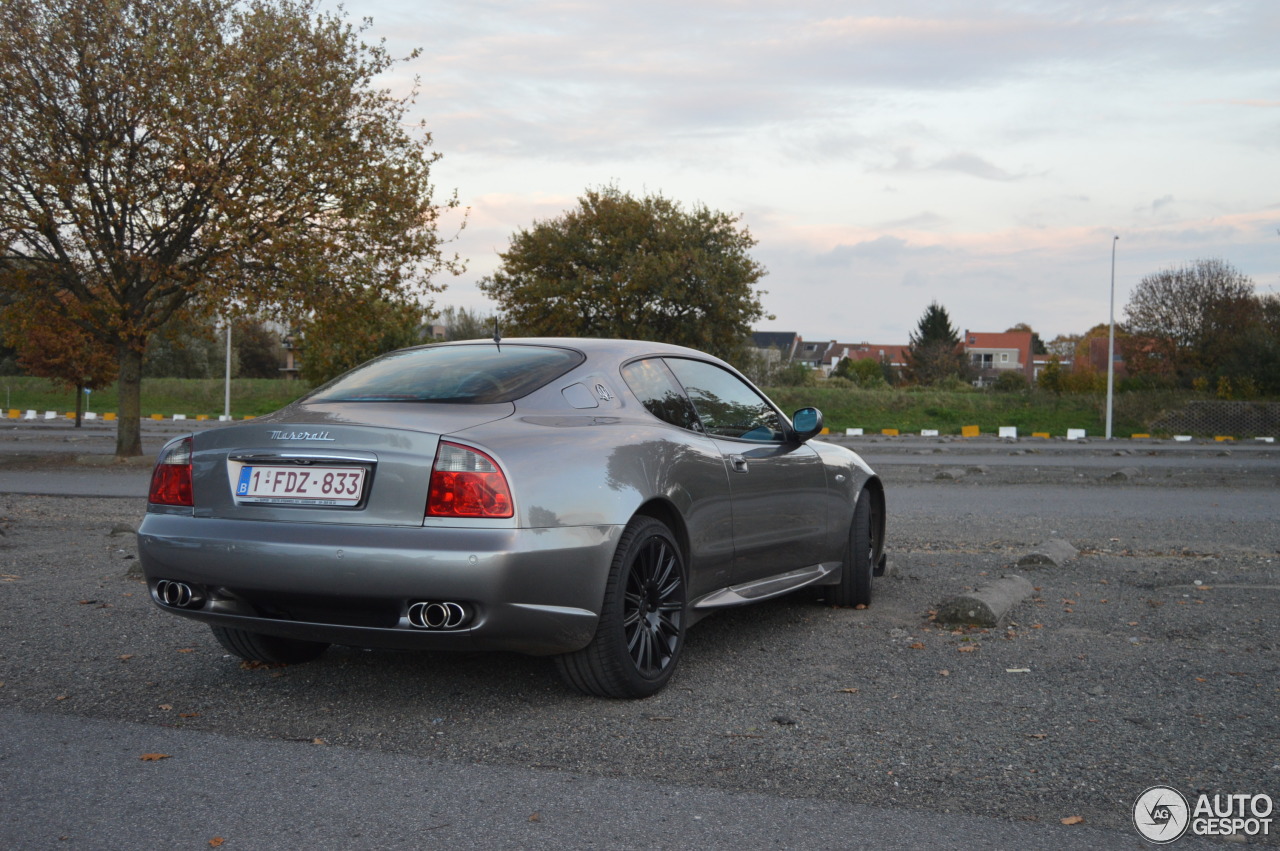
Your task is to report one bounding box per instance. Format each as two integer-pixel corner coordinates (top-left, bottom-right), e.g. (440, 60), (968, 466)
(0, 294), (117, 425)
(1123, 258), (1256, 385)
(480, 186), (770, 363)
(0, 0), (460, 455)
(904, 302), (967, 385)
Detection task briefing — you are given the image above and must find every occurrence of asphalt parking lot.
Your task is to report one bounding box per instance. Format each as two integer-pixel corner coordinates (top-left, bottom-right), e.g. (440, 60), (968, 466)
(1, 421), (1277, 847)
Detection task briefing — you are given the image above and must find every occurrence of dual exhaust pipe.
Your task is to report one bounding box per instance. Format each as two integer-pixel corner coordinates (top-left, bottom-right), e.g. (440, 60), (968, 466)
(407, 600), (469, 630)
(154, 579), (204, 609)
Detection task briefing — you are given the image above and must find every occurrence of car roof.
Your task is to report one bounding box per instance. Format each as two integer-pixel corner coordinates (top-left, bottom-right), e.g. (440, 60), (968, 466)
(421, 337), (731, 365)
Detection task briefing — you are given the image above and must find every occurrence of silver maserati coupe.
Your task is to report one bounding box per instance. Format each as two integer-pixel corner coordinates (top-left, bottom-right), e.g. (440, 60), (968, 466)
(139, 338), (886, 697)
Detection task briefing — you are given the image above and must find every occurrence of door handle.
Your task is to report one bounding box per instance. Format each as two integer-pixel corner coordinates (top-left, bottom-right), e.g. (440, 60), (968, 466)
(730, 454), (749, 473)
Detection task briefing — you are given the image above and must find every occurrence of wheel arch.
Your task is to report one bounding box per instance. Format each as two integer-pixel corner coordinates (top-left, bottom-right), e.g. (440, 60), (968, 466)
(632, 497), (691, 569)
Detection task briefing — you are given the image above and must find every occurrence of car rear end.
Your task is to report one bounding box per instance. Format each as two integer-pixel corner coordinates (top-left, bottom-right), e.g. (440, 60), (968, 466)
(137, 343), (619, 655)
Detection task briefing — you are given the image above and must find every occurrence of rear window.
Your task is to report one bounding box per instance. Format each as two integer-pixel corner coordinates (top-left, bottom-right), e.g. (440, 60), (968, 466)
(304, 344), (585, 405)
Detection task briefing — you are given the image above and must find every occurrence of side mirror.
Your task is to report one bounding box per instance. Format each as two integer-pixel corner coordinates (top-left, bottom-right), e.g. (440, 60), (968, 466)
(791, 407), (824, 442)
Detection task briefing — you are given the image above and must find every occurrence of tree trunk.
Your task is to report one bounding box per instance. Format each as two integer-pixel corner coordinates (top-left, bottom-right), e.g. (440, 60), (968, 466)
(115, 347), (144, 457)
(75, 383), (84, 428)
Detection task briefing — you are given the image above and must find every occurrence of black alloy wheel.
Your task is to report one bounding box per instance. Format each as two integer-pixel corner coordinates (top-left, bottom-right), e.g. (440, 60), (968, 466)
(556, 516), (687, 698)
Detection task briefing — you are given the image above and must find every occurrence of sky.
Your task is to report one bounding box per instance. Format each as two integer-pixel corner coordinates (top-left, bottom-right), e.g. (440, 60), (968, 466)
(342, 0), (1278, 345)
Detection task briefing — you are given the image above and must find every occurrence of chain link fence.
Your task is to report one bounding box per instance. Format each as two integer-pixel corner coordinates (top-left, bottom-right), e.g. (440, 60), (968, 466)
(1150, 401), (1280, 438)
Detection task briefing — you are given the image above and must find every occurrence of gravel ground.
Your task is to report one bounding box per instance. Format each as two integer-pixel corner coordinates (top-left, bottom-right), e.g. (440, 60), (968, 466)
(1, 459), (1278, 841)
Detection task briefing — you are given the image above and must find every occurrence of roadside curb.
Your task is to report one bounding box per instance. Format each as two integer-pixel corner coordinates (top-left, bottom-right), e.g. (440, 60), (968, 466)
(936, 574), (1035, 627)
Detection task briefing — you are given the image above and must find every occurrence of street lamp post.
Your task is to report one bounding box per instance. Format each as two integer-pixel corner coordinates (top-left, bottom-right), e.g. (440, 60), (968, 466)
(1105, 235), (1119, 440)
(223, 317), (232, 422)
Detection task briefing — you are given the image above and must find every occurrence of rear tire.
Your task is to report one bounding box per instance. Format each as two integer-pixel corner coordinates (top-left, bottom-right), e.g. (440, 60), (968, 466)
(829, 496), (873, 607)
(210, 625), (329, 664)
(556, 516), (687, 698)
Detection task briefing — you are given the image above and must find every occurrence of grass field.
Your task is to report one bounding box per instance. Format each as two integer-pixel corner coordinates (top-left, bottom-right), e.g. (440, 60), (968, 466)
(0, 375), (1231, 438)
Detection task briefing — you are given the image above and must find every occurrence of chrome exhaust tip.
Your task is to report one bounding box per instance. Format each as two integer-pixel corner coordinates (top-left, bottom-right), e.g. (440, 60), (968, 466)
(154, 579), (205, 609)
(407, 600), (469, 630)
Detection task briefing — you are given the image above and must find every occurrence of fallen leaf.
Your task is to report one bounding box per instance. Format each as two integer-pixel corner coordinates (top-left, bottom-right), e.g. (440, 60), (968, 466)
(1195, 678), (1207, 683)
(909, 642), (925, 650)
(312, 738), (326, 745)
(180, 713), (200, 718)
(209, 838), (225, 848)
(854, 603), (867, 610)
(78, 600), (97, 605)
(139, 753), (171, 761)
(1061, 815), (1085, 825)
(158, 704), (172, 711)
(1026, 733), (1047, 739)
(837, 687), (859, 693)
(118, 654), (134, 661)
(528, 812), (541, 823)
(1031, 624), (1044, 629)
(55, 695), (68, 701)
(938, 670), (950, 676)
(176, 648), (195, 654)
(957, 645), (977, 653)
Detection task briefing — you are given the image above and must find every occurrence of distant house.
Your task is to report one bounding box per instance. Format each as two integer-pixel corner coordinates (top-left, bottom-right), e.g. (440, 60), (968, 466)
(963, 330), (1034, 386)
(824, 342), (909, 376)
(750, 331), (801, 368)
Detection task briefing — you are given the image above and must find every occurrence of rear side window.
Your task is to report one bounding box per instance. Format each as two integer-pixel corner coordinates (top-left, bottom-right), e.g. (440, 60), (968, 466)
(305, 344), (584, 404)
(620, 358), (700, 431)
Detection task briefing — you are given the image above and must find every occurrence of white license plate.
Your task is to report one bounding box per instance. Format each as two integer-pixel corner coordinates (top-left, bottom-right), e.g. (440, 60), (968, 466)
(235, 465), (366, 506)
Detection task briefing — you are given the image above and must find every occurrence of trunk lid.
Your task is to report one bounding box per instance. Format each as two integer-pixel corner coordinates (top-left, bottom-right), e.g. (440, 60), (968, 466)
(189, 402), (513, 526)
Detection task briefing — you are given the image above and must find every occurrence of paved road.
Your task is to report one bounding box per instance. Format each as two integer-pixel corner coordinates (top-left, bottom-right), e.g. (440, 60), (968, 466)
(1, 427), (1275, 849)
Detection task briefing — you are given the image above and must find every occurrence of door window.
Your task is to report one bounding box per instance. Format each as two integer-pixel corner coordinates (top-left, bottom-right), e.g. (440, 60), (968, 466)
(664, 359), (784, 442)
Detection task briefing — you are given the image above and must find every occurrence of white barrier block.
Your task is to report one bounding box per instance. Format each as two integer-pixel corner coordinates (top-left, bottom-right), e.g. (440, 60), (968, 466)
(84, 412), (97, 420)
(173, 414), (187, 421)
(24, 410), (36, 420)
(1066, 428), (1086, 440)
(44, 410), (57, 419)
(218, 415), (234, 422)
(845, 427), (863, 436)
(921, 429), (939, 437)
(1255, 436), (1275, 443)
(1174, 435), (1193, 442)
(999, 426), (1018, 439)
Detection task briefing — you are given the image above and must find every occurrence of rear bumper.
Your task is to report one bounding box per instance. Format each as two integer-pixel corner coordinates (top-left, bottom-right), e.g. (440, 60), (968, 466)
(138, 514), (623, 655)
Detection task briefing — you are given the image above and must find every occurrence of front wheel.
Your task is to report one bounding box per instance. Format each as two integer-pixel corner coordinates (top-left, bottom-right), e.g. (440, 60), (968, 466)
(829, 496), (873, 607)
(556, 516), (687, 698)
(210, 626), (329, 664)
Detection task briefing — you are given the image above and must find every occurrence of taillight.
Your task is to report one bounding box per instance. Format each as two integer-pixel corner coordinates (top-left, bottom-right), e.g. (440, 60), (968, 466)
(426, 442), (513, 518)
(149, 436), (194, 506)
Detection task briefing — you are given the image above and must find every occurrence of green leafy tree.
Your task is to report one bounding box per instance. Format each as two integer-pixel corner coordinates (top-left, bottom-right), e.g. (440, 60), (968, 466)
(904, 302), (967, 385)
(0, 0), (460, 456)
(833, 356), (887, 388)
(480, 186), (770, 363)
(234, 319), (285, 379)
(295, 294), (428, 383)
(1036, 357), (1067, 394)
